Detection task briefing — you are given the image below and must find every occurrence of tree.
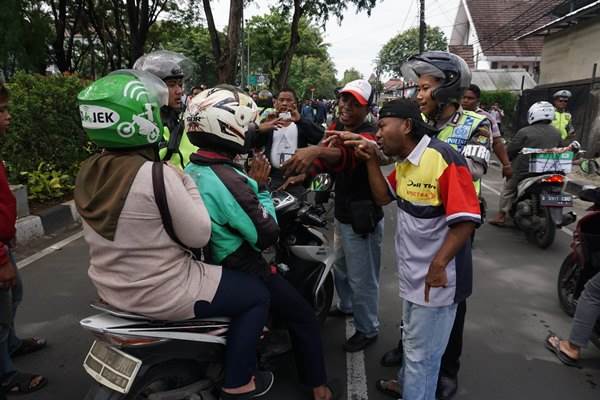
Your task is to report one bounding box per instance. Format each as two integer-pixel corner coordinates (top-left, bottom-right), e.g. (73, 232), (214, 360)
(377, 25), (447, 77)
(48, 0), (85, 72)
(246, 9), (328, 90)
(288, 55), (337, 99)
(202, 0), (243, 84)
(274, 0), (379, 89)
(339, 67), (363, 86)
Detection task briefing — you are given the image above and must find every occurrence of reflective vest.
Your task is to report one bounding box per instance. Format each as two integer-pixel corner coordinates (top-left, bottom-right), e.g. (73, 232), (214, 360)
(159, 126), (197, 169)
(431, 110), (488, 195)
(551, 111), (572, 140)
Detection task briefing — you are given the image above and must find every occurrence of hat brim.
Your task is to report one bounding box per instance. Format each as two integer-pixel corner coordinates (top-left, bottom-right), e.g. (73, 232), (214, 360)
(340, 89), (368, 106)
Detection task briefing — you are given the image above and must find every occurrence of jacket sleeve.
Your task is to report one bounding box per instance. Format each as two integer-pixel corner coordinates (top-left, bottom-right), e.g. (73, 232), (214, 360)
(296, 118), (325, 145)
(507, 129), (526, 160)
(0, 164), (16, 266)
(221, 171), (280, 250)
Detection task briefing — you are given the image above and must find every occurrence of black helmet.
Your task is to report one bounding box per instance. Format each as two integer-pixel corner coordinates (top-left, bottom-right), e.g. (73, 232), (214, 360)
(133, 50), (189, 81)
(257, 89), (273, 108)
(401, 51), (471, 105)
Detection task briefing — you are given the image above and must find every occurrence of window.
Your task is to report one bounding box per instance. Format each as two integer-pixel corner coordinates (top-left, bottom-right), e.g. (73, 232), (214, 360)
(491, 62), (498, 69)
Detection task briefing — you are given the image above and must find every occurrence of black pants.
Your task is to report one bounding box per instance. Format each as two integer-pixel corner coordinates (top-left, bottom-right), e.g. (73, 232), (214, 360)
(263, 273), (327, 388)
(440, 300), (467, 379)
(194, 269), (270, 388)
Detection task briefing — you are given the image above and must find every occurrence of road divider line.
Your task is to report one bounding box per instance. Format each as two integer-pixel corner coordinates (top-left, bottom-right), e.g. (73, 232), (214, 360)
(17, 231), (84, 270)
(345, 318), (368, 400)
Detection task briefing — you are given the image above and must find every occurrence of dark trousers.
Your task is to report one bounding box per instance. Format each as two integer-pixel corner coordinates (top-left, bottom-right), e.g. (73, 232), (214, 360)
(194, 269), (270, 388)
(440, 300), (467, 379)
(264, 273), (327, 388)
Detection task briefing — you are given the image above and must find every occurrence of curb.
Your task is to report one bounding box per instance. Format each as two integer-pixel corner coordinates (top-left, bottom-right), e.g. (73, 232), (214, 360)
(16, 200), (81, 245)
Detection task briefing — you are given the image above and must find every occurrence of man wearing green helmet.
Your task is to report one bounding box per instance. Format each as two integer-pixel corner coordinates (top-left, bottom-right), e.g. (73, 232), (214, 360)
(74, 70), (274, 399)
(133, 50), (198, 168)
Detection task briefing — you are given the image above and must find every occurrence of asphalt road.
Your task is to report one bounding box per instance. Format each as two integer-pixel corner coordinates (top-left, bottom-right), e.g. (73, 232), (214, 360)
(9, 164), (600, 400)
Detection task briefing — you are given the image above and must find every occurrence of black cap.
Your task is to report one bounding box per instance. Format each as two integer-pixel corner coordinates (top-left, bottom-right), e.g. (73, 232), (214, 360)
(379, 98), (438, 134)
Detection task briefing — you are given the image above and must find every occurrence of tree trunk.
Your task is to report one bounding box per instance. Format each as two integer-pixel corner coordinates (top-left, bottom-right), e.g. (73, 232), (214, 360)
(50, 0), (68, 72)
(276, 0), (303, 90)
(203, 0), (243, 84)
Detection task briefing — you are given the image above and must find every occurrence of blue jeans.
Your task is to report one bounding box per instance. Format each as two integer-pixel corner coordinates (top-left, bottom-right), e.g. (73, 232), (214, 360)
(398, 300), (457, 400)
(333, 219), (383, 337)
(0, 250), (23, 382)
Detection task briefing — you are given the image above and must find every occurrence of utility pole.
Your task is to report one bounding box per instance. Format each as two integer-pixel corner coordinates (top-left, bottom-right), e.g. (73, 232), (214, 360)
(419, 0), (426, 53)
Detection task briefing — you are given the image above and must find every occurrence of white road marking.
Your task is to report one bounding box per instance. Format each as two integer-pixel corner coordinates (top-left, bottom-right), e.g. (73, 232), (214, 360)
(481, 182), (573, 237)
(17, 231), (84, 270)
(345, 318), (369, 400)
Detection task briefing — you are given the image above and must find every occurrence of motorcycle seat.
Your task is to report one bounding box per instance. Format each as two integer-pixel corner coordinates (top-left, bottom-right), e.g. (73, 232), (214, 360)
(90, 300), (231, 325)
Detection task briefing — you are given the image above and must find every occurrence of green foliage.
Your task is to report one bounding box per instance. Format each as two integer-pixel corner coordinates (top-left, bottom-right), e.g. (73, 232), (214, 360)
(480, 91), (519, 133)
(377, 25), (447, 77)
(339, 68), (364, 86)
(289, 56), (338, 100)
(0, 72), (91, 183)
(20, 162), (75, 202)
(247, 9), (332, 91)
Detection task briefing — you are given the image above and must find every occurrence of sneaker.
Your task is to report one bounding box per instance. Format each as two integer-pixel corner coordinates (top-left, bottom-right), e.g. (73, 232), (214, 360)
(220, 371), (274, 400)
(343, 331), (377, 352)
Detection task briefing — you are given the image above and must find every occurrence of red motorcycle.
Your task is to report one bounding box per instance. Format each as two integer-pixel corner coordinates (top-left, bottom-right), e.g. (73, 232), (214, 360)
(557, 186), (600, 346)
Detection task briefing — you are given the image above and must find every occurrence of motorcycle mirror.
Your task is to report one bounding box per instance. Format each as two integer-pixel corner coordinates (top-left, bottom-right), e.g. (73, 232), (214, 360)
(309, 173), (333, 192)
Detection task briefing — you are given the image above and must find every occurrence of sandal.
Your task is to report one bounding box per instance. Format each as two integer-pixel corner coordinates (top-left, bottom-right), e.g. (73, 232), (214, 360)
(2, 372), (47, 395)
(11, 337), (47, 358)
(544, 333), (580, 368)
(375, 379), (402, 398)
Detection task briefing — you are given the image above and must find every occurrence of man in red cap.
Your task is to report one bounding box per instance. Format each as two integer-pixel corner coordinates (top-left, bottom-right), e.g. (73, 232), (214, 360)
(283, 79), (384, 352)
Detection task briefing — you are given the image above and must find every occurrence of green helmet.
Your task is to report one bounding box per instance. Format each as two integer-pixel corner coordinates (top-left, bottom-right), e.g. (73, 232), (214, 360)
(78, 69), (168, 149)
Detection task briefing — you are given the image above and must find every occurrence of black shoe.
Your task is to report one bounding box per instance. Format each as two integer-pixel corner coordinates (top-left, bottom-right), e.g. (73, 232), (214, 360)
(436, 375), (458, 400)
(380, 347), (403, 367)
(220, 370), (274, 400)
(328, 307), (353, 318)
(343, 331), (377, 352)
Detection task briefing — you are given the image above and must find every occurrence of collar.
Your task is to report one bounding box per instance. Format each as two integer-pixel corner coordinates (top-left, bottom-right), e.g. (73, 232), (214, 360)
(189, 150), (241, 169)
(403, 134), (431, 166)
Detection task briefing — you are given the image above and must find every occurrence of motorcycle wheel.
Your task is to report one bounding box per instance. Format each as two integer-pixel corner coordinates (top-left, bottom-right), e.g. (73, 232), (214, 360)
(125, 361), (206, 400)
(527, 208), (556, 249)
(314, 272), (334, 325)
(557, 254), (581, 317)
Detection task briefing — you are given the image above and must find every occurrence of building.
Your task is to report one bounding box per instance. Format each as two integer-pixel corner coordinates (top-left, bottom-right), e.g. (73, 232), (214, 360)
(449, 0), (562, 77)
(517, 0), (600, 84)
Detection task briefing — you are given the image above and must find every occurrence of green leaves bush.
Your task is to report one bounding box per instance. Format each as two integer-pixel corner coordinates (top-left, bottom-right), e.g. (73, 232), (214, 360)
(20, 162), (76, 202)
(0, 72), (91, 184)
(480, 91), (519, 135)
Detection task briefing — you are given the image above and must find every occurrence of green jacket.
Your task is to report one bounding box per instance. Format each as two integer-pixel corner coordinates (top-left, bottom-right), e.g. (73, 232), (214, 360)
(185, 151), (279, 268)
(551, 111), (574, 141)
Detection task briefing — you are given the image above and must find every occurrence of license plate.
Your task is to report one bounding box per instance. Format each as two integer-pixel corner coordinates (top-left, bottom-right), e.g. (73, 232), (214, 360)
(540, 193), (572, 207)
(83, 341), (142, 394)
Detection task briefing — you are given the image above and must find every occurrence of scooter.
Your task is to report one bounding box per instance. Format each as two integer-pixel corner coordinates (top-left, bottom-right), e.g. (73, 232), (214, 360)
(81, 174), (335, 399)
(509, 146), (577, 249)
(557, 185), (600, 348)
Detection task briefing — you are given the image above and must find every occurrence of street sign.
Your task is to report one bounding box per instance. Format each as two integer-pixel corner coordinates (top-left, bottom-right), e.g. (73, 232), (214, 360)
(257, 74), (266, 84)
(248, 75), (257, 85)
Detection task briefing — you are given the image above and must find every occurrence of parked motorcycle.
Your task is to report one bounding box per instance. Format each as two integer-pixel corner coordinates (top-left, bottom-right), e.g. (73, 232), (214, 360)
(557, 185), (600, 347)
(510, 146), (577, 248)
(80, 174), (335, 399)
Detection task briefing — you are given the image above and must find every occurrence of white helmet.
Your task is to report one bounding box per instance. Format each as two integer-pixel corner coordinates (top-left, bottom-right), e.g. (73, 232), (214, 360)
(185, 85), (258, 154)
(553, 89), (572, 99)
(528, 101), (555, 125)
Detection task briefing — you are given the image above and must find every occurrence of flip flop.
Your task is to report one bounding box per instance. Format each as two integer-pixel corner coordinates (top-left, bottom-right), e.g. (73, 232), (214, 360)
(375, 379), (402, 398)
(2, 371), (47, 395)
(11, 337), (47, 358)
(544, 333), (580, 368)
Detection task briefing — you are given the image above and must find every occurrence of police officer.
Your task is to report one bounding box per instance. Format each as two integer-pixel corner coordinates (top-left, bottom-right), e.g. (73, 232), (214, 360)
(551, 89), (575, 143)
(133, 50), (197, 168)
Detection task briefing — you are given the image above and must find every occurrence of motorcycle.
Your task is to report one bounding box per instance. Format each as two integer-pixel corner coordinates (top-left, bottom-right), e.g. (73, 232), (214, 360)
(557, 185), (600, 348)
(509, 145), (577, 249)
(80, 174), (335, 400)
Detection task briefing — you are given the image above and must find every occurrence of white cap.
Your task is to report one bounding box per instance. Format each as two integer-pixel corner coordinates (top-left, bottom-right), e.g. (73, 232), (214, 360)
(339, 79), (372, 106)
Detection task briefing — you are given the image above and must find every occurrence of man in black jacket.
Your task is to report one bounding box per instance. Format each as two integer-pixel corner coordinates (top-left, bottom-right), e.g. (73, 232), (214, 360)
(249, 87), (324, 195)
(283, 80), (383, 352)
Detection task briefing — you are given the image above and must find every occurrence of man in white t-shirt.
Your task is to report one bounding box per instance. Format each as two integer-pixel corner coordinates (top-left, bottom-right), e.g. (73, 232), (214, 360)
(249, 87), (324, 195)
